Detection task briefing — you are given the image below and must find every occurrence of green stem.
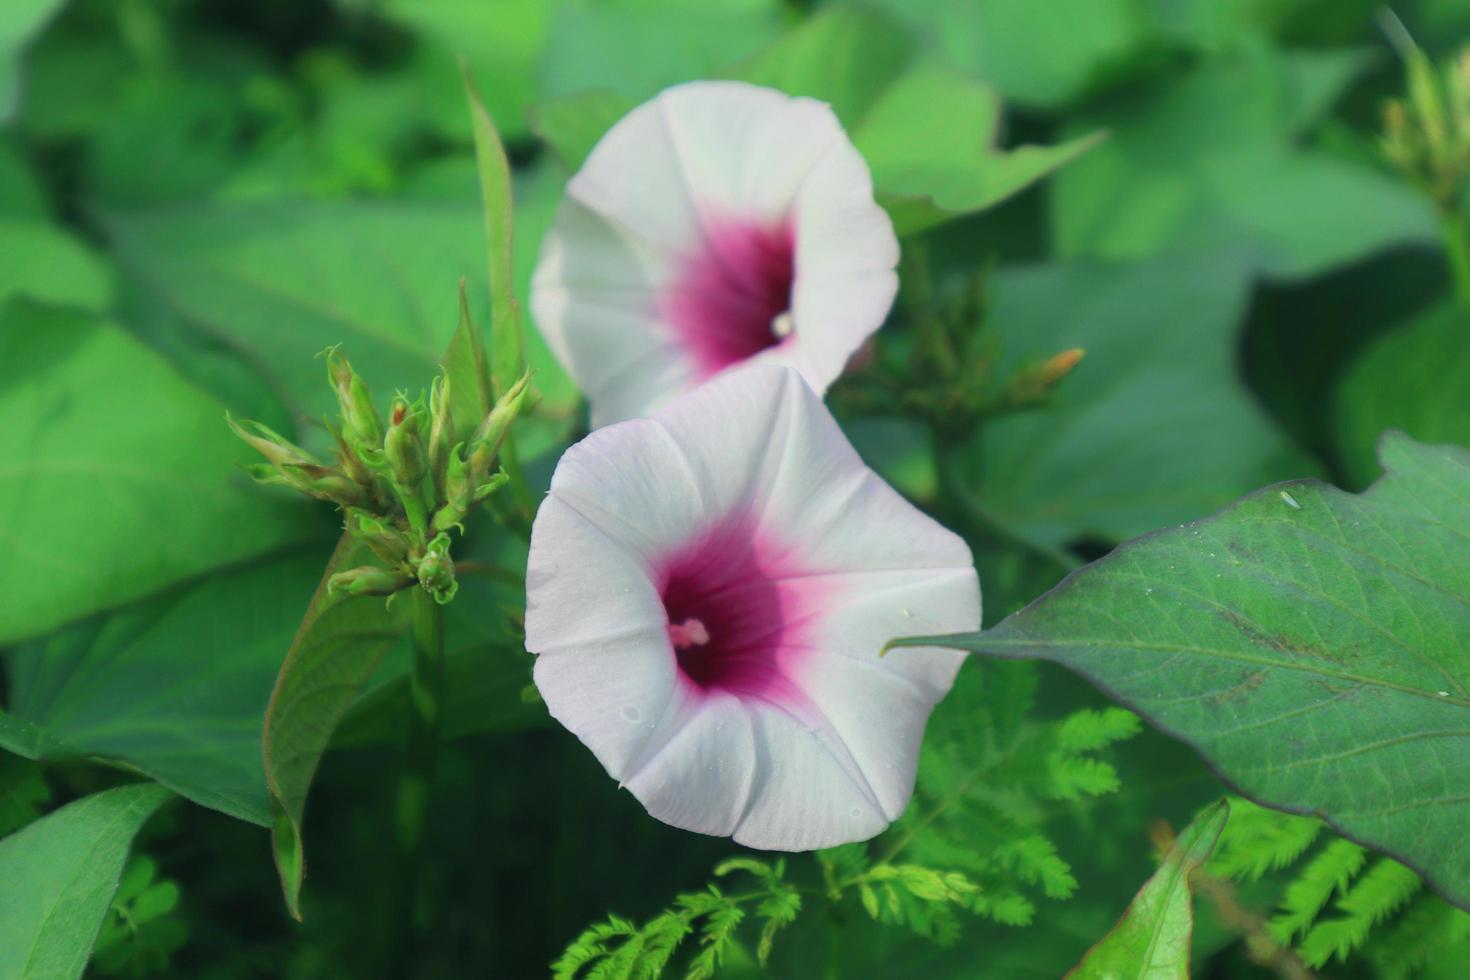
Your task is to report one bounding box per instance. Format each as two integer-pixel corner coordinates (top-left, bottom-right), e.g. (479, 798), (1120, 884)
(386, 587), (446, 974)
(1441, 208), (1470, 306)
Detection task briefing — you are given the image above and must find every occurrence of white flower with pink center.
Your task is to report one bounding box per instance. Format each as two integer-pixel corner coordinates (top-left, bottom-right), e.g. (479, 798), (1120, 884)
(525, 367), (979, 850)
(531, 81), (900, 427)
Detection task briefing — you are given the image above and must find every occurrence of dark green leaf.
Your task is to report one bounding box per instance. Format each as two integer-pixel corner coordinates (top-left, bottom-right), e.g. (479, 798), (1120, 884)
(957, 252), (1310, 548)
(902, 434), (1470, 910)
(262, 537), (406, 920)
(1050, 45), (1435, 279)
(0, 0), (66, 121)
(1335, 301), (1470, 488)
(0, 784), (171, 980)
(4, 548), (332, 826)
(0, 303), (319, 644)
(1066, 800), (1230, 978)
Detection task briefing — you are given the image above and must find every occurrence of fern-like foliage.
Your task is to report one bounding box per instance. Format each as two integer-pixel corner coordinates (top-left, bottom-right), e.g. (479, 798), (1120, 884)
(552, 858), (798, 980)
(1208, 797), (1470, 974)
(554, 662), (1140, 977)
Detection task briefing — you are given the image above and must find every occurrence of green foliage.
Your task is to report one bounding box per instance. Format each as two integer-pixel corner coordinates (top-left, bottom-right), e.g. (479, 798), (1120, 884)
(950, 252), (1311, 549)
(4, 549), (328, 825)
(556, 661), (1141, 975)
(262, 537), (406, 921)
(551, 859), (796, 980)
(1067, 800), (1230, 979)
(1050, 40), (1436, 279)
(91, 857), (188, 978)
(907, 434), (1470, 910)
(1335, 301), (1470, 487)
(0, 784), (171, 980)
(0, 755), (48, 837)
(1210, 798), (1470, 973)
(534, 7), (1101, 234)
(0, 303), (321, 645)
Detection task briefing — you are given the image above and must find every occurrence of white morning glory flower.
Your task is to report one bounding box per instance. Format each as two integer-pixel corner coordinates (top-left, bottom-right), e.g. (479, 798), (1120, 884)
(525, 366), (980, 850)
(531, 81), (900, 428)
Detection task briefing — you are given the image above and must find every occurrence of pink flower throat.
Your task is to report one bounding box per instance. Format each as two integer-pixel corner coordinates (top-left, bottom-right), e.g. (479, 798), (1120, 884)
(658, 516), (815, 704)
(664, 216), (796, 379)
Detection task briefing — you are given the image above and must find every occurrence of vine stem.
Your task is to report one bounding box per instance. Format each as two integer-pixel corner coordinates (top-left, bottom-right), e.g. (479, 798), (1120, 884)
(386, 586), (446, 974)
(1441, 208), (1470, 306)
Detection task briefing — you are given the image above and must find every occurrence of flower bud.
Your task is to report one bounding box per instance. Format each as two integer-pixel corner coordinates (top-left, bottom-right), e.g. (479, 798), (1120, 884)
(466, 372), (531, 480)
(326, 348), (383, 456)
(416, 533), (458, 605)
(227, 414), (319, 469)
(282, 464), (367, 506)
(432, 445), (473, 533)
(427, 374), (455, 495)
(384, 397), (428, 490)
(328, 564), (409, 597)
(348, 509), (409, 563)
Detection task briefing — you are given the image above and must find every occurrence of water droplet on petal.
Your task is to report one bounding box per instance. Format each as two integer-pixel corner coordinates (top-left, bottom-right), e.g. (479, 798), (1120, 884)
(849, 807), (863, 819)
(621, 704), (642, 723)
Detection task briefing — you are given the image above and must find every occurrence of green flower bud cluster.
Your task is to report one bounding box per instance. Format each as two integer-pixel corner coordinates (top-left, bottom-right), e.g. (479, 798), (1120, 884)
(230, 348), (530, 606)
(1382, 44), (1470, 209)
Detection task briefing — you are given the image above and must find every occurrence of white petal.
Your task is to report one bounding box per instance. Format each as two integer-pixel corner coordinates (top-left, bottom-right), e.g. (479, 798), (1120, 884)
(622, 692), (759, 838)
(732, 704), (889, 850)
(531, 81), (899, 425)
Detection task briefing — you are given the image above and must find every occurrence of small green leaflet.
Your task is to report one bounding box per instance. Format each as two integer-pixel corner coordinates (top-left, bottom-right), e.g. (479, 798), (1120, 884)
(0, 784), (171, 980)
(1066, 800), (1230, 979)
(896, 434), (1470, 911)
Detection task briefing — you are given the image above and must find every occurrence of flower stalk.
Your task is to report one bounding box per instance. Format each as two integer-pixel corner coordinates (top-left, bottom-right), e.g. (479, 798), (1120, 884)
(229, 349), (530, 608)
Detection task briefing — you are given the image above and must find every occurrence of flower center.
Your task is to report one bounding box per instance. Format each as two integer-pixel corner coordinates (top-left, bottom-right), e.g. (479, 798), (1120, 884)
(658, 518), (799, 701)
(664, 216), (796, 380)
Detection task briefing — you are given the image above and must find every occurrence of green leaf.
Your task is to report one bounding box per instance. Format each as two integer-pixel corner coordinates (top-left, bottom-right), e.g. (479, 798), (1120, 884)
(262, 537), (406, 920)
(0, 303), (319, 644)
(530, 90), (634, 171)
(0, 784), (171, 980)
(854, 63), (1106, 235)
(4, 548), (331, 826)
(104, 200), (492, 425)
(729, 5), (915, 126)
(0, 755), (48, 836)
(1066, 800), (1230, 979)
(0, 141), (45, 217)
(901, 434), (1470, 910)
(442, 282), (494, 442)
(1051, 44), (1436, 279)
(373, 0), (549, 141)
(1335, 301), (1470, 488)
(541, 0), (783, 107)
(0, 217), (111, 311)
(465, 69), (535, 509)
(956, 252), (1310, 548)
(0, 0), (66, 122)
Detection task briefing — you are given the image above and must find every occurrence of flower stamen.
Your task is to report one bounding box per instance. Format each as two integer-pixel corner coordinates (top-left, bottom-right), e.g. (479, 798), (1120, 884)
(668, 617), (710, 650)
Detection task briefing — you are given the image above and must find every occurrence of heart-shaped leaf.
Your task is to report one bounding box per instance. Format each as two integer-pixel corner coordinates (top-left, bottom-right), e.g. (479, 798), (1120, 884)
(899, 434), (1470, 910)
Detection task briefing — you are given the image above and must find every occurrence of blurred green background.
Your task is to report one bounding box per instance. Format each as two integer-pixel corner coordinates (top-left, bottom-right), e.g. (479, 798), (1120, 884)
(3, 0), (1469, 977)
